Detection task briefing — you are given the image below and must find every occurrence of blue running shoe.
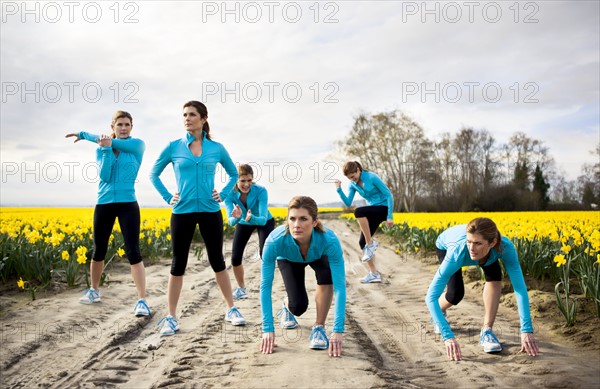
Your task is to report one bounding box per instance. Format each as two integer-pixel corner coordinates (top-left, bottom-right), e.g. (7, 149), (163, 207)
(480, 327), (502, 352)
(276, 301), (298, 329)
(133, 299), (151, 317)
(232, 287), (248, 300)
(157, 315), (179, 336)
(79, 288), (101, 304)
(309, 325), (329, 350)
(225, 307), (246, 326)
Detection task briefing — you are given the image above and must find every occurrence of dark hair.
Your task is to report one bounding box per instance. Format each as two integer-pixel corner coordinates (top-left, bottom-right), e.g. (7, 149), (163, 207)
(234, 164), (254, 193)
(466, 217), (502, 252)
(287, 196), (325, 233)
(343, 161), (367, 176)
(110, 110), (133, 139)
(183, 100), (211, 140)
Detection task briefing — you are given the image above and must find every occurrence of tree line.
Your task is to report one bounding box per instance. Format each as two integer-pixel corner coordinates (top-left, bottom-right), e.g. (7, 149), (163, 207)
(338, 110), (600, 212)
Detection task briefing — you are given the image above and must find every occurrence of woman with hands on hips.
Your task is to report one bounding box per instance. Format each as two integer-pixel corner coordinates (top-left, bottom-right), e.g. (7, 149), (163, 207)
(149, 101), (243, 336)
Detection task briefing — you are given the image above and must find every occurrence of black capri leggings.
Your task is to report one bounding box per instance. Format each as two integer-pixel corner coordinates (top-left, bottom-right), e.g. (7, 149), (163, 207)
(354, 205), (388, 249)
(436, 248), (503, 305)
(170, 211), (226, 276)
(231, 218), (275, 266)
(277, 256), (333, 317)
(93, 201), (142, 265)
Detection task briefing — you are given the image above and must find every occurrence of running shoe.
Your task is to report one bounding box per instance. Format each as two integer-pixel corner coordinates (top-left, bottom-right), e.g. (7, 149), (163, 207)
(79, 288), (101, 304)
(276, 301), (298, 329)
(361, 240), (379, 262)
(480, 327), (502, 353)
(158, 315), (179, 336)
(309, 325), (329, 350)
(225, 307), (246, 326)
(133, 298), (151, 317)
(360, 272), (382, 284)
(232, 287), (248, 300)
(433, 312), (447, 334)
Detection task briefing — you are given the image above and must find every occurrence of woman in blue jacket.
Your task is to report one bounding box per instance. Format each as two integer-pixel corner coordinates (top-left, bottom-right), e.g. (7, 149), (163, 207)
(66, 111), (150, 317)
(335, 161), (393, 284)
(150, 101), (244, 336)
(260, 196), (346, 357)
(426, 217), (540, 361)
(224, 164), (275, 300)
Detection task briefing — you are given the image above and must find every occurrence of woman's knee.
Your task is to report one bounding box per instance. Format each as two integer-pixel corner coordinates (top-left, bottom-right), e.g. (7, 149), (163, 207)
(445, 288), (465, 305)
(288, 301), (308, 316)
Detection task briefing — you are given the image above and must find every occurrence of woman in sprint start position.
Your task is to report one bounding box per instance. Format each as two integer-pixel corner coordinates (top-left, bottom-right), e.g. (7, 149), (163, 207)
(66, 111), (149, 317)
(150, 101), (244, 336)
(335, 161), (394, 284)
(224, 164), (275, 300)
(260, 196), (346, 357)
(426, 217), (540, 361)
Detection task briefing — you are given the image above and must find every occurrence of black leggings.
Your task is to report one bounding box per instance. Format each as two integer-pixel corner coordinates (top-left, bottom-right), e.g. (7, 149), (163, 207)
(231, 218), (275, 266)
(436, 248), (503, 305)
(170, 211), (226, 275)
(354, 205), (388, 249)
(277, 256), (333, 317)
(93, 202), (142, 265)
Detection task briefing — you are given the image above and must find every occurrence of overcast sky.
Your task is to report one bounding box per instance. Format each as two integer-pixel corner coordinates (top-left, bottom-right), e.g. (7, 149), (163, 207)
(1, 0), (598, 207)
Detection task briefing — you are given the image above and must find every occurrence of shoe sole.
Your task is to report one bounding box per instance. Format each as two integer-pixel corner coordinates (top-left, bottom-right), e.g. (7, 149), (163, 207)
(309, 344), (328, 350)
(227, 320), (246, 326)
(483, 346), (502, 353)
(79, 300), (101, 304)
(135, 312), (150, 317)
(232, 296), (248, 300)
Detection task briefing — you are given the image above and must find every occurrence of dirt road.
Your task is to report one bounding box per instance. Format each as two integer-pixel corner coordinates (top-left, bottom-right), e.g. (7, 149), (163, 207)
(1, 219), (599, 388)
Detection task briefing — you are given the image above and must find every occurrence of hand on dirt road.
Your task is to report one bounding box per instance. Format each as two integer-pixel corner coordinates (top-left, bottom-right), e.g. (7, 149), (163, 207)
(444, 338), (462, 361)
(329, 332), (343, 357)
(260, 332), (277, 354)
(520, 332), (539, 356)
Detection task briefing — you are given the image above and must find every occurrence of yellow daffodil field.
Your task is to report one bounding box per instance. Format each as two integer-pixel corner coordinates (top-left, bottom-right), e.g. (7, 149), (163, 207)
(2, 207), (598, 324)
(0, 207), (340, 292)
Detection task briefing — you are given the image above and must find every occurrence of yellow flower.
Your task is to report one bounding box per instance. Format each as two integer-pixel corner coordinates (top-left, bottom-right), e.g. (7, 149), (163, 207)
(561, 245), (572, 255)
(76, 246), (88, 257)
(414, 246), (419, 252)
(395, 249), (400, 254)
(147, 238), (152, 244)
(17, 277), (25, 289)
(167, 234), (171, 241)
(61, 250), (70, 261)
(117, 248), (125, 257)
(140, 232), (145, 239)
(76, 255), (87, 265)
(553, 254), (567, 268)
(597, 254), (600, 265)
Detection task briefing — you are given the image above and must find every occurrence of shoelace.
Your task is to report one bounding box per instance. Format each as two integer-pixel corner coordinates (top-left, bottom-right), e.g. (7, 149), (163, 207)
(83, 289), (99, 300)
(311, 327), (327, 343)
(157, 316), (177, 331)
(276, 306), (295, 322)
(229, 308), (242, 319)
(134, 300), (150, 313)
(481, 331), (499, 343)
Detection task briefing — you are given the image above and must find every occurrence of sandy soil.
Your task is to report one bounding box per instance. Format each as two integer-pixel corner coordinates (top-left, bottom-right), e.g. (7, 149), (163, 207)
(1, 219), (599, 389)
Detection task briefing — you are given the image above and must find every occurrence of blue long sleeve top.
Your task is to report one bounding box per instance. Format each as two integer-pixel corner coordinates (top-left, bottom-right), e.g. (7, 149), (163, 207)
(336, 170), (394, 220)
(223, 184), (274, 227)
(78, 132), (145, 205)
(149, 132), (238, 214)
(426, 224), (534, 341)
(260, 225), (347, 333)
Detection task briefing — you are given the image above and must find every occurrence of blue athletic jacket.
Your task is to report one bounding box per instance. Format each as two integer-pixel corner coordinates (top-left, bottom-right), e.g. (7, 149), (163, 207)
(260, 225), (346, 333)
(224, 184), (273, 227)
(149, 132), (238, 214)
(426, 224), (534, 341)
(336, 170), (394, 220)
(78, 132), (145, 205)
